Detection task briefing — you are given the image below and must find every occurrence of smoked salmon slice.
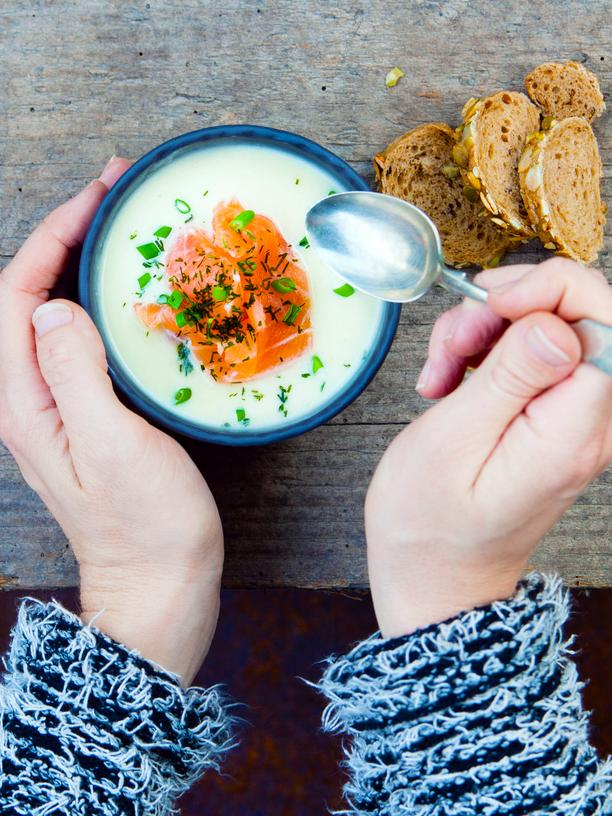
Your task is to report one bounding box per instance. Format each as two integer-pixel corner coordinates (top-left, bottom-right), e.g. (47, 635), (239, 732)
(135, 200), (312, 383)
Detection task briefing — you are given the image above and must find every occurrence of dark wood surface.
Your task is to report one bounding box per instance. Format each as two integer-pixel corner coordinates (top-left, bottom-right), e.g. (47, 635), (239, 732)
(1, 0), (610, 590)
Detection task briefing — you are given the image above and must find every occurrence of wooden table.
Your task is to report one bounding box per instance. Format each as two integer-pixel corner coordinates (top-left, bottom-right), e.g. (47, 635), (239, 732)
(1, 0), (610, 590)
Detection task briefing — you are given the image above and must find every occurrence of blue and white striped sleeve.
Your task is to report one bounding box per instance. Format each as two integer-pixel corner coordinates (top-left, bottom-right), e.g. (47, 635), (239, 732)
(318, 574), (611, 815)
(0, 599), (236, 815)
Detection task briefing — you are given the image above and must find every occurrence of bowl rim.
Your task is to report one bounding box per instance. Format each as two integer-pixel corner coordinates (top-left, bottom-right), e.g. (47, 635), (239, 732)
(79, 124), (401, 446)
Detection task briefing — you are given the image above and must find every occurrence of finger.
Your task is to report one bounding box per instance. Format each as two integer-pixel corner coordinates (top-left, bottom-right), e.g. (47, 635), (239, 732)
(440, 311), (582, 468)
(418, 301), (507, 399)
(484, 257), (612, 325)
(475, 361), (612, 533)
(32, 299), (129, 470)
(0, 158), (131, 453)
(1, 156), (130, 298)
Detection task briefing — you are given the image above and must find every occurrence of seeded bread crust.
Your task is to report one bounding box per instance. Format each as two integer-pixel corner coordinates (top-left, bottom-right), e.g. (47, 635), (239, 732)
(374, 123), (512, 268)
(518, 117), (605, 264)
(525, 61), (605, 122)
(455, 92), (541, 239)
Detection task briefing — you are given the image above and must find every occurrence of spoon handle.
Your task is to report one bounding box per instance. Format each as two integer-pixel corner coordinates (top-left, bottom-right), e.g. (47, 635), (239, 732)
(438, 267), (612, 377)
(438, 266), (489, 302)
(571, 319), (612, 376)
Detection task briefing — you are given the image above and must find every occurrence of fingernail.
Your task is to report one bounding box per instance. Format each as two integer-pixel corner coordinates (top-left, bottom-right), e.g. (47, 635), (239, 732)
(32, 302), (73, 337)
(416, 360), (431, 392)
(527, 325), (571, 366)
(98, 155), (121, 188)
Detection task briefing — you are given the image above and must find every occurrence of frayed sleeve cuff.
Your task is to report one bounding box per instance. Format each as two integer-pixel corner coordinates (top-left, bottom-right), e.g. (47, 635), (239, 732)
(318, 573), (611, 815)
(1, 599), (236, 814)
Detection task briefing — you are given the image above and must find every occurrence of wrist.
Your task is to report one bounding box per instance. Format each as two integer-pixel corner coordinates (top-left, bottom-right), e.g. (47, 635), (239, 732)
(80, 565), (221, 686)
(369, 548), (525, 639)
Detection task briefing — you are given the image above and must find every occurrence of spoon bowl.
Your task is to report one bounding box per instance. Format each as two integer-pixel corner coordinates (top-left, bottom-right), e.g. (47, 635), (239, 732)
(306, 191), (487, 303)
(306, 190), (612, 376)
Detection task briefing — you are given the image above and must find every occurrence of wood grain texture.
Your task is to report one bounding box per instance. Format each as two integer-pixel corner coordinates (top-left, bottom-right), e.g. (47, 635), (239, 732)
(0, 0), (610, 589)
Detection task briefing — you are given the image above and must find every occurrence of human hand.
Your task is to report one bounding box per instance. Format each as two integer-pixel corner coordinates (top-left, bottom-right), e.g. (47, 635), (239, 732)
(366, 258), (612, 638)
(0, 158), (223, 684)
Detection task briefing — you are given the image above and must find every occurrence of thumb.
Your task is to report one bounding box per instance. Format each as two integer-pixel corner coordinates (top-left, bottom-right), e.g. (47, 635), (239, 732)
(32, 299), (128, 458)
(443, 311), (582, 467)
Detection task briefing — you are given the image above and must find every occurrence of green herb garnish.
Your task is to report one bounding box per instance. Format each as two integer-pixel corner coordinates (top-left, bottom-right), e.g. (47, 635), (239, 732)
(295, 178), (300, 185)
(154, 225), (172, 239)
(277, 384), (292, 417)
(212, 285), (229, 301)
(298, 236), (310, 248)
(168, 290), (184, 309)
(251, 390), (264, 401)
(136, 242), (160, 260)
(282, 304), (302, 325)
(236, 407), (250, 425)
(312, 355), (324, 374)
(177, 342), (194, 376)
(327, 190), (337, 196)
(174, 387), (192, 405)
(230, 210), (255, 231)
(175, 198), (192, 214)
(138, 272), (152, 289)
(272, 277), (297, 293)
(129, 230), (137, 240)
(203, 190), (209, 197)
(176, 311), (188, 328)
(333, 283), (355, 297)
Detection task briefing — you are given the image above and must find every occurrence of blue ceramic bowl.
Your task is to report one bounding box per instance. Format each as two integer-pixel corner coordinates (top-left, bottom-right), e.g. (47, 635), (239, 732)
(79, 125), (400, 446)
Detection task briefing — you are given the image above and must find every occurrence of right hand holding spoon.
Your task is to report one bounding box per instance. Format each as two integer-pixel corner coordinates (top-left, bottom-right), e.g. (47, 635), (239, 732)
(366, 257), (612, 638)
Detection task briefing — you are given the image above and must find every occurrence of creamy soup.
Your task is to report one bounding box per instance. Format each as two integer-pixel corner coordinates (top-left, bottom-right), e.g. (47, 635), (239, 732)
(97, 142), (383, 431)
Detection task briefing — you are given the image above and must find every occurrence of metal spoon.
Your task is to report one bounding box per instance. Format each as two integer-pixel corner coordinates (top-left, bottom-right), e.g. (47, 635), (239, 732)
(306, 191), (612, 376)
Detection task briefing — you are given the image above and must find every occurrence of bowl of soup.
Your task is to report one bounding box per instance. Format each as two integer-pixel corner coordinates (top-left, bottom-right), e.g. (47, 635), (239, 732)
(80, 125), (400, 445)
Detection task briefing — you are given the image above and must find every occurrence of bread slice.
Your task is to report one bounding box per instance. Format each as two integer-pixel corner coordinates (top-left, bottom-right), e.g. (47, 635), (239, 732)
(525, 61), (605, 122)
(455, 92), (541, 239)
(373, 123), (513, 268)
(518, 117), (605, 264)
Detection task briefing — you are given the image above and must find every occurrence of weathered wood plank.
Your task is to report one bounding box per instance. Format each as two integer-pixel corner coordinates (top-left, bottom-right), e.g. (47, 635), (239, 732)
(0, 0), (610, 589)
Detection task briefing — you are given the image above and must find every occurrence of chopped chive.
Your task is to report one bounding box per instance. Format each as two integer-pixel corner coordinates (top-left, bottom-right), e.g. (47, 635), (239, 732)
(246, 230), (256, 240)
(236, 407), (250, 425)
(174, 387), (192, 405)
(154, 225), (172, 238)
(295, 178), (300, 185)
(129, 230), (137, 240)
(251, 389), (264, 401)
(327, 189), (337, 196)
(184, 213), (194, 223)
(212, 285), (228, 301)
(301, 373), (311, 378)
(167, 290), (184, 309)
(230, 209), (255, 231)
(343, 363), (352, 367)
(298, 236), (310, 248)
(272, 277), (297, 293)
(203, 189), (209, 197)
(136, 242), (160, 260)
(223, 421), (231, 427)
(320, 382), (326, 392)
(312, 354), (324, 374)
(175, 198), (191, 214)
(176, 311), (187, 328)
(206, 317), (214, 339)
(282, 303), (302, 325)
(138, 272), (152, 289)
(333, 282), (355, 297)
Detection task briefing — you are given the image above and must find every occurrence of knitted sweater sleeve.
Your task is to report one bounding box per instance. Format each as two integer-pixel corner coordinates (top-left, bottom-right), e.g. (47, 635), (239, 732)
(0, 599), (235, 815)
(318, 574), (611, 815)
